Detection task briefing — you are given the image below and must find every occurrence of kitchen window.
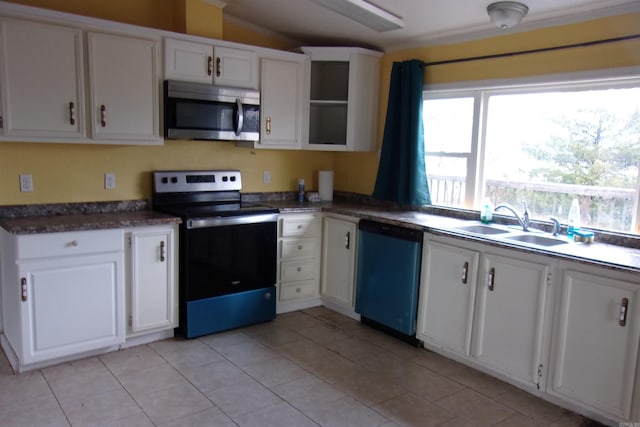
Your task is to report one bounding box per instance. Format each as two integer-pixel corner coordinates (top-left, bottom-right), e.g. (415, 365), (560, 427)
(423, 68), (640, 235)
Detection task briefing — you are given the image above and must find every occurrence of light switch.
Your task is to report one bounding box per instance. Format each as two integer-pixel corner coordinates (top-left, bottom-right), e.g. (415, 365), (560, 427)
(105, 173), (116, 190)
(263, 170), (271, 184)
(19, 174), (33, 192)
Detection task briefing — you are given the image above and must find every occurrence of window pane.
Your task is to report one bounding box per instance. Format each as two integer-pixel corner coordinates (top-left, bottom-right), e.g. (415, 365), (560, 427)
(426, 156), (467, 207)
(484, 87), (640, 233)
(423, 97), (474, 153)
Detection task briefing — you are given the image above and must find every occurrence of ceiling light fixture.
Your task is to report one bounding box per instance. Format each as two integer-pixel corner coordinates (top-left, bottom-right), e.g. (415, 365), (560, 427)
(487, 1), (529, 29)
(310, 0), (404, 32)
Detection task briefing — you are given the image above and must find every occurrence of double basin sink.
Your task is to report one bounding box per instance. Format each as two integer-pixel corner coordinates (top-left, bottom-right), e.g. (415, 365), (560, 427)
(454, 223), (570, 247)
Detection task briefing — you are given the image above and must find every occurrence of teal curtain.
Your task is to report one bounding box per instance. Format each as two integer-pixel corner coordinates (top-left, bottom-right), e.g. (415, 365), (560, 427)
(373, 59), (431, 206)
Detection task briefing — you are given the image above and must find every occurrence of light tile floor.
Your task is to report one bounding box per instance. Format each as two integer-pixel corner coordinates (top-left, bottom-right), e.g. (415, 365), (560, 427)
(0, 306), (604, 427)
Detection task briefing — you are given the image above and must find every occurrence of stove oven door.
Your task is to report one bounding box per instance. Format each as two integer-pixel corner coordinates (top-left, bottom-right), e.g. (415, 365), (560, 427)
(181, 215), (277, 301)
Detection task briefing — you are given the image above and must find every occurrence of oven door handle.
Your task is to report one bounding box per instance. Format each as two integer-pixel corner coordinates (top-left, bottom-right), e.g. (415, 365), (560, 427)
(187, 213), (278, 229)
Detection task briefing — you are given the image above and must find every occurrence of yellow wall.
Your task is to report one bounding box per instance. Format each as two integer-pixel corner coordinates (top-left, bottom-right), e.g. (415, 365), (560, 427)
(0, 0), (332, 205)
(333, 13), (640, 195)
(1, 0), (639, 204)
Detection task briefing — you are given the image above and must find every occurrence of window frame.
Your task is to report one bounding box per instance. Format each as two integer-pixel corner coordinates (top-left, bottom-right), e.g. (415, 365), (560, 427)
(423, 65), (640, 234)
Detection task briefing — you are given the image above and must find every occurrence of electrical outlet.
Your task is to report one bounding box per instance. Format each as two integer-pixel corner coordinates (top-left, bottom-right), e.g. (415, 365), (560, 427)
(19, 174), (33, 192)
(105, 173), (116, 190)
(263, 170), (271, 184)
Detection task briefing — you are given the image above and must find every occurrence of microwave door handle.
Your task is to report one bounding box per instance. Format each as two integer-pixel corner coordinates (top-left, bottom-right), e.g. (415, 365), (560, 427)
(235, 98), (244, 136)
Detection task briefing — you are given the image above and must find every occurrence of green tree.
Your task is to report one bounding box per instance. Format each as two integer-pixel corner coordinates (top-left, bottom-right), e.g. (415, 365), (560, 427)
(524, 108), (640, 188)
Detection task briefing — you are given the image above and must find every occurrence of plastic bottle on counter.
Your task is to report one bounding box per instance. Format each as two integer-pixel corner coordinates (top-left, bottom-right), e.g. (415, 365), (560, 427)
(298, 178), (305, 203)
(480, 197), (493, 224)
(567, 198), (580, 238)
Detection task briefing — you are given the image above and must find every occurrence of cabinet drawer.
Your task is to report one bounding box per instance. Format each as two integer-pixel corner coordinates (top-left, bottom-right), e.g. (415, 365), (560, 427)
(280, 215), (321, 237)
(280, 237), (317, 259)
(280, 280), (317, 301)
(280, 259), (316, 282)
(16, 229), (123, 260)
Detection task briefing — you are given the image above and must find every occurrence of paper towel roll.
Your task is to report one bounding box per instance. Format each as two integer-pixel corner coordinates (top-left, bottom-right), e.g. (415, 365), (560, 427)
(318, 170), (334, 201)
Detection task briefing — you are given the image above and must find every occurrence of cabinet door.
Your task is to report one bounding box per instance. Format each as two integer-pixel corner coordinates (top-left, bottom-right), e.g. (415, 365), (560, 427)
(0, 18), (84, 138)
(472, 253), (550, 388)
(164, 38), (213, 84)
(321, 217), (357, 307)
(213, 46), (258, 89)
(417, 240), (479, 357)
(129, 227), (177, 334)
(550, 269), (640, 419)
(259, 57), (306, 149)
(18, 253), (124, 364)
(88, 32), (159, 141)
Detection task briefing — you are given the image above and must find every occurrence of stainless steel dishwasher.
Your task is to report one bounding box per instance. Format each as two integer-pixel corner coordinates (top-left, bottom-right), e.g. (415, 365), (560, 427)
(354, 219), (423, 344)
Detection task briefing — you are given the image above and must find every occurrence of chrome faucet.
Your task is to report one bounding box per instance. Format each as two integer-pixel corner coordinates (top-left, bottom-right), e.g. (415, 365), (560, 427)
(549, 217), (560, 236)
(494, 202), (531, 231)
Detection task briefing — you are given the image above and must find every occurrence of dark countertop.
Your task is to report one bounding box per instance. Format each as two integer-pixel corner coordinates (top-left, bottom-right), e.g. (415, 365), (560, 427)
(272, 200), (640, 274)
(1, 199), (639, 274)
(0, 210), (181, 234)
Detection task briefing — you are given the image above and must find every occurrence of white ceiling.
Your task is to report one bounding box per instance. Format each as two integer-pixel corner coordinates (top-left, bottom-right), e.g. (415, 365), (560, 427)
(221, 0), (640, 52)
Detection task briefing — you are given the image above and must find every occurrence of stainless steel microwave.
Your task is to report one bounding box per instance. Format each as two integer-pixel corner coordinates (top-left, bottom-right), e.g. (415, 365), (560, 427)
(163, 80), (260, 142)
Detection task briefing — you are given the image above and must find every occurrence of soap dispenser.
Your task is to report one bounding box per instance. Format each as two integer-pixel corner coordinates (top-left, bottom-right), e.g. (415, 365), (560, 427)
(567, 198), (580, 237)
(481, 197), (493, 224)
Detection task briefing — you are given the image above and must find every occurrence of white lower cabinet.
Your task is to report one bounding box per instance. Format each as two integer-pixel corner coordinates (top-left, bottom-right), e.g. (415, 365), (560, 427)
(126, 225), (178, 337)
(0, 229), (125, 371)
(417, 238), (479, 357)
(418, 238), (552, 390)
(320, 215), (358, 315)
(276, 213), (322, 312)
(418, 234), (640, 424)
(472, 251), (552, 389)
(549, 266), (640, 421)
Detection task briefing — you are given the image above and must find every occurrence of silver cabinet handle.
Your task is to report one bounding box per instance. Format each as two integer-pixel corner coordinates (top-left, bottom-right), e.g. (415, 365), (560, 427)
(160, 240), (166, 262)
(216, 56), (221, 77)
(266, 116), (271, 135)
(21, 277), (27, 302)
(462, 262), (469, 284)
(69, 101), (75, 125)
(207, 56), (213, 76)
(345, 231), (351, 249)
(488, 267), (495, 291)
(620, 298), (629, 327)
(100, 105), (107, 127)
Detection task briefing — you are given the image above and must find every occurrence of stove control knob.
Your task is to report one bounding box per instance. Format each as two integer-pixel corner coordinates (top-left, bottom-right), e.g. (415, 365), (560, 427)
(222, 176), (228, 182)
(161, 177), (168, 184)
(230, 176), (236, 182)
(171, 177), (178, 183)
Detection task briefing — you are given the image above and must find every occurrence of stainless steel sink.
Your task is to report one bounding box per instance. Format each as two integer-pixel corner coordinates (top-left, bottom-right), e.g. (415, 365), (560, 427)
(455, 225), (511, 235)
(503, 234), (569, 246)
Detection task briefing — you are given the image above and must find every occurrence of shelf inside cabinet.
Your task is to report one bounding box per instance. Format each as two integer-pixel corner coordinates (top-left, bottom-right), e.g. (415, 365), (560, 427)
(309, 103), (347, 146)
(310, 61), (349, 102)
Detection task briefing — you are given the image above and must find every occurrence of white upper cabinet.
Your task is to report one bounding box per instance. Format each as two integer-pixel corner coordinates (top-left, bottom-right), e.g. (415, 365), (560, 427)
(87, 32), (160, 142)
(213, 45), (258, 89)
(164, 38), (213, 84)
(0, 18), (85, 139)
(301, 46), (381, 152)
(549, 267), (640, 420)
(256, 55), (308, 149)
(164, 38), (258, 89)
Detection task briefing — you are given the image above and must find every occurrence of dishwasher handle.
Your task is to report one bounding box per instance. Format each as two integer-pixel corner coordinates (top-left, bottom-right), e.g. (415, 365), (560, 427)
(358, 219), (422, 243)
